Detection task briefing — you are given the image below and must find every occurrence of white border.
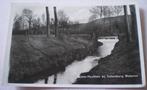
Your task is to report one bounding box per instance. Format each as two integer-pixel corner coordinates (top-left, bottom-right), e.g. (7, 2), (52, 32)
(135, 2), (146, 87)
(2, 0), (146, 88)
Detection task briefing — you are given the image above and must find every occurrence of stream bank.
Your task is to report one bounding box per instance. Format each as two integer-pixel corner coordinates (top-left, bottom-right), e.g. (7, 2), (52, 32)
(35, 37), (118, 84)
(74, 38), (142, 84)
(9, 35), (103, 83)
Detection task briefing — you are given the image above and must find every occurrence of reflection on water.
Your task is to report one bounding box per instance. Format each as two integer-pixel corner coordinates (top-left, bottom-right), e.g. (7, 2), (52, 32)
(56, 56), (100, 84)
(35, 37), (119, 84)
(36, 56), (100, 84)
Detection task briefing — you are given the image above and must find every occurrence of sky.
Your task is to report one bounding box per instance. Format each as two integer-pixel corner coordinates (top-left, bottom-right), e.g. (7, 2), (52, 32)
(12, 4), (130, 23)
(12, 5), (93, 23)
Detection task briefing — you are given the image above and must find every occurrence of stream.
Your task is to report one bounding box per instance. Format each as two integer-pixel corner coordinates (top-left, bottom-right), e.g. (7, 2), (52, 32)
(35, 36), (119, 84)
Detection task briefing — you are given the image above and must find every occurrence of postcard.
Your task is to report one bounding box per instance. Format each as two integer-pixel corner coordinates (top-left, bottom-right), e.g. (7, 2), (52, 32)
(1, 0), (146, 88)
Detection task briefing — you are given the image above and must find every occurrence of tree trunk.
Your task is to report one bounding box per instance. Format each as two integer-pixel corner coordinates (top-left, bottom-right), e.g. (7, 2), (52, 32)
(46, 7), (50, 37)
(54, 7), (58, 37)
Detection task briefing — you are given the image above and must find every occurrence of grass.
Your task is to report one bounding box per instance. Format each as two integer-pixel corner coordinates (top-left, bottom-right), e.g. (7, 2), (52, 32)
(8, 35), (100, 83)
(75, 38), (142, 84)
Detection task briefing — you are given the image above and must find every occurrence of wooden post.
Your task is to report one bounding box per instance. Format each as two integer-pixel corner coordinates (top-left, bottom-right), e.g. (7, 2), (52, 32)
(46, 6), (50, 37)
(53, 74), (57, 84)
(53, 6), (58, 37)
(45, 78), (48, 84)
(123, 5), (131, 42)
(129, 5), (137, 41)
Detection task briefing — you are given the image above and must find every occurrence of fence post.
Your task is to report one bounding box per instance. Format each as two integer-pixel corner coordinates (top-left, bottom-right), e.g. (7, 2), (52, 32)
(123, 5), (131, 42)
(46, 6), (50, 37)
(45, 78), (48, 84)
(53, 74), (57, 84)
(129, 5), (137, 41)
(54, 6), (58, 37)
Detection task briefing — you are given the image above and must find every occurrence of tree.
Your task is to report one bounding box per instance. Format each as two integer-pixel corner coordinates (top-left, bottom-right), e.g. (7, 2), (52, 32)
(113, 6), (123, 16)
(89, 6), (117, 45)
(89, 6), (113, 20)
(89, 6), (114, 31)
(89, 6), (103, 21)
(22, 9), (33, 40)
(32, 17), (41, 31)
(57, 10), (69, 30)
(13, 14), (22, 31)
(89, 6), (124, 34)
(89, 6), (123, 22)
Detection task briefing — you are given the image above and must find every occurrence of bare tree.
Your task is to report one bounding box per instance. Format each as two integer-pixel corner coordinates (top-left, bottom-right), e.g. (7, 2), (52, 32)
(32, 17), (41, 31)
(89, 6), (124, 35)
(22, 9), (33, 40)
(13, 14), (22, 31)
(58, 10), (69, 30)
(89, 6), (123, 21)
(89, 6), (103, 21)
(113, 6), (123, 16)
(89, 6), (114, 30)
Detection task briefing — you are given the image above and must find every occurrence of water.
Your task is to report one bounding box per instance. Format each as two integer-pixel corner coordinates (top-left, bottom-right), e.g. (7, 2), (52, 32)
(98, 38), (119, 58)
(35, 37), (119, 84)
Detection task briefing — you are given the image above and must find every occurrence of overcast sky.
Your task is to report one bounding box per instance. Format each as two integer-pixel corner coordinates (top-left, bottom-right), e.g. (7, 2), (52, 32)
(12, 4), (130, 23)
(12, 5), (93, 23)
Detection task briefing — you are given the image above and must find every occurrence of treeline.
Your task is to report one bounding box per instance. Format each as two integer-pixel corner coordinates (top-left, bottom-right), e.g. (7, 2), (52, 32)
(12, 23), (80, 35)
(79, 15), (131, 36)
(12, 5), (137, 42)
(12, 15), (132, 41)
(12, 7), (80, 35)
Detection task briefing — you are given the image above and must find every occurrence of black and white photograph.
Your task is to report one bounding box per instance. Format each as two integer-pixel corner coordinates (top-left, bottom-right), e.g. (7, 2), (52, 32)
(3, 1), (145, 87)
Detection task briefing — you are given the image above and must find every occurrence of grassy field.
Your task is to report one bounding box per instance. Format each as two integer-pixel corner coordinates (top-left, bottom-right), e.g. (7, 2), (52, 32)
(8, 35), (102, 83)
